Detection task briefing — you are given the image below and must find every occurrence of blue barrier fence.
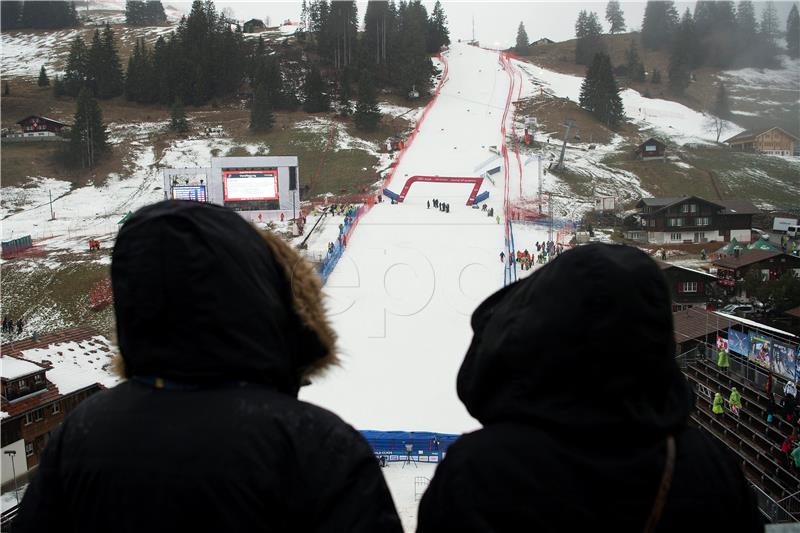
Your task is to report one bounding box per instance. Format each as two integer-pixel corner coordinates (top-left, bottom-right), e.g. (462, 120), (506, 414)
(317, 205), (365, 284)
(361, 430), (460, 463)
(474, 190), (490, 204)
(383, 188), (400, 202)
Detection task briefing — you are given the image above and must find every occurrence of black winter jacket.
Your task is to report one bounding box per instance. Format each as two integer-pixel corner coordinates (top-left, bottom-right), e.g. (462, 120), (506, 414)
(15, 200), (402, 533)
(418, 243), (762, 532)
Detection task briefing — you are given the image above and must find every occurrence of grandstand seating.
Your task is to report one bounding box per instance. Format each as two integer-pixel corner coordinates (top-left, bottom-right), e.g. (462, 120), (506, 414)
(683, 355), (800, 520)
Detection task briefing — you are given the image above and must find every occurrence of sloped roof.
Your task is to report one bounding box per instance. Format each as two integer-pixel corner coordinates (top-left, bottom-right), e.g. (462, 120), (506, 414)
(712, 250), (783, 269)
(636, 137), (666, 149)
(673, 307), (735, 344)
(724, 126), (800, 144)
(15, 115), (68, 127)
(655, 260), (717, 279)
(719, 200), (760, 215)
(636, 196), (725, 213)
(1, 356), (44, 380)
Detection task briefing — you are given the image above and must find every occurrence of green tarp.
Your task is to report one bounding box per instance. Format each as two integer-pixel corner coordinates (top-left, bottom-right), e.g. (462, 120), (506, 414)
(747, 238), (780, 252)
(715, 237), (739, 255)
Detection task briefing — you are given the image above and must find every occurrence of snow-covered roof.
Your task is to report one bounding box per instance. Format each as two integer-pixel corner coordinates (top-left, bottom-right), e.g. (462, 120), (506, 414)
(19, 336), (119, 395)
(1, 356), (44, 380)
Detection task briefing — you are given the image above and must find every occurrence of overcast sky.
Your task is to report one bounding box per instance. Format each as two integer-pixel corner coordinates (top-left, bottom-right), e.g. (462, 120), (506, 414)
(167, 1), (798, 50)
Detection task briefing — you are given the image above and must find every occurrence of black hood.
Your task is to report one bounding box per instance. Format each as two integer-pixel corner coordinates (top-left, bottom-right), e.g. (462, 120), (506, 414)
(112, 200), (330, 395)
(457, 243), (692, 437)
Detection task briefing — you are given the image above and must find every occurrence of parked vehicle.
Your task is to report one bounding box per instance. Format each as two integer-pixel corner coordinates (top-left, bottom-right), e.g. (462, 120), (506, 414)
(773, 217), (799, 233)
(719, 304), (755, 317)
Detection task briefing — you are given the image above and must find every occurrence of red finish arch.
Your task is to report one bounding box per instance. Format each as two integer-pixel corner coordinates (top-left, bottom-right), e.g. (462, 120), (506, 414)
(397, 175), (485, 205)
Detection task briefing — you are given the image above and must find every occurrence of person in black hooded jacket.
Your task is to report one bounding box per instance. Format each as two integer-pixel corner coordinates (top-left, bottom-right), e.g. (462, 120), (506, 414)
(15, 200), (402, 533)
(417, 243), (762, 532)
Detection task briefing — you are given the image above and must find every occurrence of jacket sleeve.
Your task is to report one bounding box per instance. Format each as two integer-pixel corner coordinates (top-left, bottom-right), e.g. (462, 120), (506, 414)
(309, 424), (403, 533)
(12, 425), (67, 533)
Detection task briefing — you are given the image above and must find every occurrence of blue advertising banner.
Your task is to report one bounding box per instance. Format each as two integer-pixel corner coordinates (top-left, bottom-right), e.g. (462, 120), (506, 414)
(772, 341), (798, 382)
(728, 328), (750, 356)
(750, 335), (771, 369)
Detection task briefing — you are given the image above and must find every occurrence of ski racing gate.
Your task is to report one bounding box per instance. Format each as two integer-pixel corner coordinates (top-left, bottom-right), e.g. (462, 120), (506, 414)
(383, 175), (489, 205)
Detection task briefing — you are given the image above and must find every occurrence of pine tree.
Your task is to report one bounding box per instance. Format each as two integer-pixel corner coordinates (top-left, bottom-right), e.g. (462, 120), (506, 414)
(38, 66), (50, 87)
(3, 82), (9, 96)
(626, 41), (645, 82)
(605, 0), (626, 34)
(126, 1), (167, 26)
(396, 1), (434, 96)
(787, 4), (800, 59)
(668, 10), (693, 94)
(755, 1), (781, 68)
(426, 1), (449, 53)
(97, 24), (125, 99)
(338, 71), (352, 117)
(354, 70), (382, 131)
(250, 84), (275, 132)
(515, 22), (529, 54)
(1, 1), (23, 30)
(713, 83), (731, 119)
(651, 68), (662, 84)
(760, 1), (780, 41)
(575, 11), (605, 65)
(736, 1), (758, 49)
(21, 1), (78, 29)
(170, 99), (189, 132)
(641, 0), (678, 50)
(303, 65), (330, 112)
(70, 88), (108, 168)
(579, 53), (624, 128)
(63, 35), (88, 97)
(53, 76), (65, 97)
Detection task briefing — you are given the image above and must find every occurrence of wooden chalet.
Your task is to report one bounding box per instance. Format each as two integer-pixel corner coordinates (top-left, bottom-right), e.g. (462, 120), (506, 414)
(15, 115), (68, 134)
(724, 127), (799, 156)
(635, 196), (759, 245)
(1, 327), (113, 482)
(634, 137), (666, 160)
(713, 251), (800, 297)
(656, 260), (718, 311)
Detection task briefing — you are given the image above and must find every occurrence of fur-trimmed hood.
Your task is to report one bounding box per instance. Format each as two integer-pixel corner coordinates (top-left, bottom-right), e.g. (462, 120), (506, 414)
(111, 200), (337, 396)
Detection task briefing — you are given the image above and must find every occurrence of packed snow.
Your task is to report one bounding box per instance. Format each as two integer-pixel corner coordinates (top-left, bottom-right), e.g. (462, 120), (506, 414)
(382, 462), (438, 532)
(301, 43), (539, 434)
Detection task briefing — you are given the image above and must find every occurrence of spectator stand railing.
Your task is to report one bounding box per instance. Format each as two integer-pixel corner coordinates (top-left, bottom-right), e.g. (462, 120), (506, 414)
(318, 201), (371, 284)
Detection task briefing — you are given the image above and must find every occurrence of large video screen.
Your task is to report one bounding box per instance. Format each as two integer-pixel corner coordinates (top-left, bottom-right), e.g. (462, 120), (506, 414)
(223, 169), (278, 201)
(172, 185), (207, 202)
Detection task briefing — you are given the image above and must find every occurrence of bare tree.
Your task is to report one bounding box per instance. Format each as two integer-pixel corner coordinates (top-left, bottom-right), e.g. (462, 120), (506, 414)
(705, 114), (731, 143)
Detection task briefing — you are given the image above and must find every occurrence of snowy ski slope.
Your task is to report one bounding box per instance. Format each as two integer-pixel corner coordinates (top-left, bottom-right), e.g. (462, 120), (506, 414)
(300, 43), (549, 434)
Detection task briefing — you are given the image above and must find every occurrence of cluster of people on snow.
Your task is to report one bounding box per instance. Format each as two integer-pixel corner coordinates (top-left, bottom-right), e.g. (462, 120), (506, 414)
(427, 199), (450, 213)
(12, 200), (764, 532)
(500, 241), (565, 270)
(324, 205), (359, 258)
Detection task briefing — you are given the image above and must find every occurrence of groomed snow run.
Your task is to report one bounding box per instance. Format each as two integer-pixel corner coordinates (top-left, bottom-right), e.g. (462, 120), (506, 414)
(300, 43), (551, 435)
